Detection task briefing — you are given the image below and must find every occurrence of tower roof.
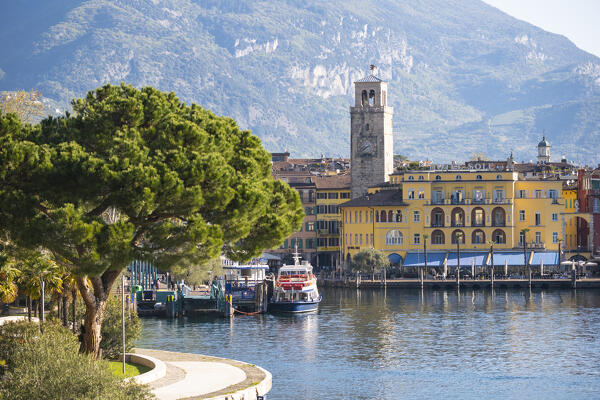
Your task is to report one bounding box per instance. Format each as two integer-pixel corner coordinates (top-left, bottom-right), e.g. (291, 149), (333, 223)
(538, 136), (550, 147)
(355, 74), (383, 83)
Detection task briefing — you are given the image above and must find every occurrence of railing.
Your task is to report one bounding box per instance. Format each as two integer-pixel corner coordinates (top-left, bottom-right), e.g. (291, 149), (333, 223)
(451, 199), (466, 205)
(472, 199), (485, 205)
(451, 222), (465, 227)
(431, 199), (445, 205)
(491, 221), (506, 227)
(471, 222), (485, 227)
(431, 222), (445, 228)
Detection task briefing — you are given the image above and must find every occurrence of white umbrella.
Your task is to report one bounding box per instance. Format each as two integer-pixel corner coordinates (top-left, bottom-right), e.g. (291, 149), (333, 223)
(471, 259), (475, 279)
(443, 262), (447, 278)
(540, 260), (544, 277)
(504, 260), (508, 277)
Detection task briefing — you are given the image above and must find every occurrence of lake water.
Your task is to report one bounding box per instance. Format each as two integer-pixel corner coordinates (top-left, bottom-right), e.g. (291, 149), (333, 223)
(138, 287), (600, 399)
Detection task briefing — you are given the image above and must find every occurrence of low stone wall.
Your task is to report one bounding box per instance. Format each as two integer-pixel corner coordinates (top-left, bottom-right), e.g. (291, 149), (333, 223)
(0, 316), (39, 325)
(119, 352), (167, 385)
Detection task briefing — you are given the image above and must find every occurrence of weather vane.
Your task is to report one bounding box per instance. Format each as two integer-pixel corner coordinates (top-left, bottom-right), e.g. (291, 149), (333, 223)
(370, 64), (376, 72)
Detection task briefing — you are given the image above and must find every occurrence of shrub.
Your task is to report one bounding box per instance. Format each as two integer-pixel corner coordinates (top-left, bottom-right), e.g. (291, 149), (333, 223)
(100, 295), (142, 359)
(0, 321), (154, 400)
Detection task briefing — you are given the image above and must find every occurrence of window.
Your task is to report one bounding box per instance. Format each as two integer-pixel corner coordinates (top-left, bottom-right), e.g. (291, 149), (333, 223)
(496, 174), (502, 180)
(355, 211), (358, 223)
(306, 222), (314, 231)
(519, 231), (525, 246)
(456, 175), (462, 180)
(435, 175), (442, 181)
(413, 233), (420, 244)
(317, 192), (327, 199)
(413, 211), (420, 222)
(328, 192), (338, 199)
(306, 239), (314, 249)
(408, 189), (415, 199)
(317, 205), (327, 214)
(535, 232), (541, 244)
(548, 189), (558, 200)
(517, 190), (527, 199)
(365, 123), (369, 131)
(594, 198), (600, 213)
(476, 175), (482, 180)
(535, 212), (541, 226)
(408, 176), (415, 181)
(552, 232), (558, 243)
(359, 234), (363, 245)
(380, 210), (387, 222)
(418, 175), (424, 181)
(472, 230), (485, 244)
(534, 190), (543, 198)
(492, 229), (506, 244)
(340, 192), (350, 199)
(519, 210), (525, 221)
(395, 210), (402, 222)
(328, 205), (338, 213)
(355, 234), (358, 245)
(370, 234), (374, 245)
(282, 239), (288, 249)
(494, 189), (505, 203)
(451, 230), (465, 244)
(472, 208), (484, 226)
(359, 211), (362, 223)
(418, 189), (425, 199)
(305, 207), (313, 215)
(432, 230), (445, 244)
(473, 189), (485, 203)
(385, 230), (403, 245)
(297, 239), (303, 249)
(552, 213), (558, 221)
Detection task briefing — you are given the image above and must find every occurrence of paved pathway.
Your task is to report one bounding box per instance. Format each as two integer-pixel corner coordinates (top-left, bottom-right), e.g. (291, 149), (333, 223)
(134, 348), (271, 400)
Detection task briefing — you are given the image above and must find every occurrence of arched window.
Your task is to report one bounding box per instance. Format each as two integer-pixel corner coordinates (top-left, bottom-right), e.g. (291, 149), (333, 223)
(361, 90), (368, 107)
(435, 175), (442, 181)
(451, 229), (465, 244)
(385, 230), (403, 245)
(496, 174), (502, 180)
(471, 207), (485, 227)
(472, 229), (485, 244)
(432, 229), (445, 245)
(418, 175), (424, 181)
(380, 210), (387, 223)
(492, 229), (506, 244)
(375, 211), (380, 223)
(451, 207), (465, 227)
(492, 207), (506, 226)
(388, 210), (393, 222)
(431, 207), (445, 227)
(476, 175), (482, 180)
(365, 123), (369, 131)
(408, 176), (414, 181)
(395, 210), (402, 222)
(456, 175), (462, 180)
(368, 89), (375, 106)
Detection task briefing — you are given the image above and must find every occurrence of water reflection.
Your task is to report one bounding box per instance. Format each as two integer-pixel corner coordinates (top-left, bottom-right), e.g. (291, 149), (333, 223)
(138, 288), (600, 399)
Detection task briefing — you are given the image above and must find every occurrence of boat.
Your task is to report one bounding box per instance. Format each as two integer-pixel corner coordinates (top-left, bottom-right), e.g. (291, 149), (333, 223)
(221, 261), (270, 314)
(269, 250), (321, 313)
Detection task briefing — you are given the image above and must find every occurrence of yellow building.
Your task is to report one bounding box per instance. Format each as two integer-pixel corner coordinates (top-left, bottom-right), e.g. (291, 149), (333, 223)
(340, 166), (564, 271)
(562, 186), (578, 251)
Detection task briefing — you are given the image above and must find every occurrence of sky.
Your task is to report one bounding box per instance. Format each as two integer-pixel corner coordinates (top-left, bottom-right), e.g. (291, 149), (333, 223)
(482, 0), (600, 58)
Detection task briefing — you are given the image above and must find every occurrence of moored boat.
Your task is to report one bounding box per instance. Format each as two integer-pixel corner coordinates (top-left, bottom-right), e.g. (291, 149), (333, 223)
(269, 252), (321, 313)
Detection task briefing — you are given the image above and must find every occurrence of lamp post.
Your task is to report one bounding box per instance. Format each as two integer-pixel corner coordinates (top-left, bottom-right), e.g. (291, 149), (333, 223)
(456, 232), (463, 289)
(422, 234), (429, 289)
(521, 228), (530, 287)
(557, 238), (563, 273)
(487, 240), (495, 289)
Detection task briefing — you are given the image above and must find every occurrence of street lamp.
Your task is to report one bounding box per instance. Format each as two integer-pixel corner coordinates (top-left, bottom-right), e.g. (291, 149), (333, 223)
(521, 228), (530, 287)
(487, 240), (495, 288)
(422, 234), (429, 289)
(456, 232), (463, 288)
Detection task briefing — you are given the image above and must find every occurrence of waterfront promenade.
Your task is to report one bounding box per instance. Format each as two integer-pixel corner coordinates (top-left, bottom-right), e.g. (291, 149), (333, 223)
(132, 348), (271, 400)
(322, 276), (600, 289)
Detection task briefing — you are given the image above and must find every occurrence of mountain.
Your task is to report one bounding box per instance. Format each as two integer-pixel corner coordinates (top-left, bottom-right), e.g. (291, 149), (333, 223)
(1, 0), (599, 163)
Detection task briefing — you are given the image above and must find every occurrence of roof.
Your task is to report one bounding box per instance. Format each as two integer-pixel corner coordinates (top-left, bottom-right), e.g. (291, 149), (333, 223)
(446, 252), (488, 267)
(355, 74), (383, 83)
(403, 252), (446, 267)
(339, 189), (407, 207)
(538, 136), (550, 147)
(313, 175), (350, 189)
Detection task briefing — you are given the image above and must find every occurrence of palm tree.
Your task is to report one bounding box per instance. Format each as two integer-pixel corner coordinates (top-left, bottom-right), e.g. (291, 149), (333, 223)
(487, 240), (495, 288)
(0, 262), (20, 305)
(521, 228), (530, 287)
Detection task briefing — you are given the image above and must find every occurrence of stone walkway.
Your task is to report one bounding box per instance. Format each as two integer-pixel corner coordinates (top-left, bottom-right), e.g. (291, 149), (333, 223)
(134, 348), (272, 400)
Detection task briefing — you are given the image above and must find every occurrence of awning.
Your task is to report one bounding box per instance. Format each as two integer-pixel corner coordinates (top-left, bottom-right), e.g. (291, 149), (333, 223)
(403, 252), (446, 267)
(531, 251), (559, 266)
(487, 251), (532, 266)
(446, 252), (487, 267)
(388, 253), (403, 264)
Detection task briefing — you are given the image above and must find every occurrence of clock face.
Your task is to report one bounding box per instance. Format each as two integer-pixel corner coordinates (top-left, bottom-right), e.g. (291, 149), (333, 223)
(358, 138), (375, 156)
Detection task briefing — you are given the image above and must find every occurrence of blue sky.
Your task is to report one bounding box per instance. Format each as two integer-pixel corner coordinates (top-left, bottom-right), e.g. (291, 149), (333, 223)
(482, 0), (600, 57)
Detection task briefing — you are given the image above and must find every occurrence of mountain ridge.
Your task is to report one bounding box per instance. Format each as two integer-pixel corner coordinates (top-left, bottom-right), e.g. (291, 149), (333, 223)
(0, 0), (599, 163)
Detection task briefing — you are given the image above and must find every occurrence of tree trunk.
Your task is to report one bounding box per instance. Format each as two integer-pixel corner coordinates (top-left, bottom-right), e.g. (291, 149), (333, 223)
(57, 296), (62, 322)
(72, 287), (77, 333)
(27, 296), (31, 321)
(32, 300), (37, 317)
(62, 295), (68, 327)
(77, 270), (120, 359)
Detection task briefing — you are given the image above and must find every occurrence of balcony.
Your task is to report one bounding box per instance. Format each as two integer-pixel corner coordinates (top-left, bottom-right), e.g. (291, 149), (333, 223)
(491, 221), (506, 227)
(471, 198), (485, 205)
(471, 222), (485, 227)
(431, 198), (445, 205)
(451, 199), (466, 205)
(431, 222), (445, 228)
(451, 222), (465, 227)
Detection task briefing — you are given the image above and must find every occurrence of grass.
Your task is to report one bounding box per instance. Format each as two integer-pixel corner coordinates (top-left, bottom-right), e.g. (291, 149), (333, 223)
(107, 360), (152, 378)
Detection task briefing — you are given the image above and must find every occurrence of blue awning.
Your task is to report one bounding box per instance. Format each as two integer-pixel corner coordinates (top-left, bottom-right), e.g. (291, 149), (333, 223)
(388, 253), (403, 264)
(487, 251), (531, 266)
(531, 251), (559, 266)
(403, 252), (446, 267)
(446, 252), (487, 267)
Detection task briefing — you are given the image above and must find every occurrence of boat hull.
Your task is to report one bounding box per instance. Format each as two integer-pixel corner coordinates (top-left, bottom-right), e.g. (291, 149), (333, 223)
(268, 297), (321, 313)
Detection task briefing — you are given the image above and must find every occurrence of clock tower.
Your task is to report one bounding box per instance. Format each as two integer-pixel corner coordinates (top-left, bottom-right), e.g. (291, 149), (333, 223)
(350, 67), (394, 199)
